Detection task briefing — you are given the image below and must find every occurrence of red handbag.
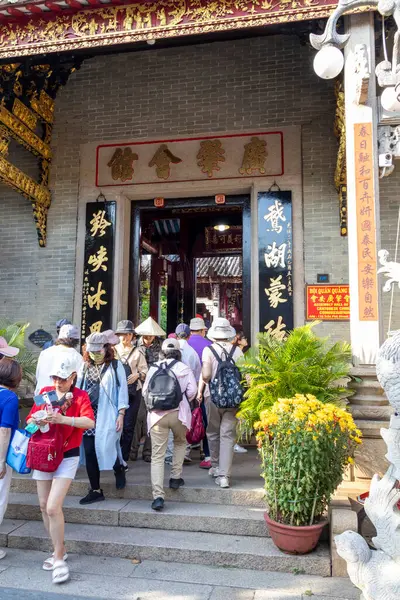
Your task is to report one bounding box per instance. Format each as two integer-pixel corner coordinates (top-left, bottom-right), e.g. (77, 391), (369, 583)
(186, 407), (205, 445)
(26, 393), (75, 473)
(26, 425), (65, 473)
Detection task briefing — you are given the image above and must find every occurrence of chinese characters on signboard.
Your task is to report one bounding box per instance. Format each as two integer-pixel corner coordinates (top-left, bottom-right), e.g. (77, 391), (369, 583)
(354, 123), (378, 322)
(81, 202), (116, 340)
(205, 226), (242, 253)
(96, 131), (284, 186)
(258, 192), (293, 339)
(306, 285), (350, 320)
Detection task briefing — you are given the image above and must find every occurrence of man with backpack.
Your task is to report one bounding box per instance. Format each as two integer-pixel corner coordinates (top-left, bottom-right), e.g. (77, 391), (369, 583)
(197, 318), (244, 489)
(142, 338), (197, 511)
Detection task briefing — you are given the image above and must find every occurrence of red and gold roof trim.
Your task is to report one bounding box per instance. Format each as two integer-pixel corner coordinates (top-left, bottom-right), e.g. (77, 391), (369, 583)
(0, 0), (358, 59)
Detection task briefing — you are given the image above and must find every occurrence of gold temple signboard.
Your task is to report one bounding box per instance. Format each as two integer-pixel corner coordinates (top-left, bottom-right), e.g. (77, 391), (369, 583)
(354, 123), (378, 322)
(0, 0), (368, 59)
(97, 131), (284, 187)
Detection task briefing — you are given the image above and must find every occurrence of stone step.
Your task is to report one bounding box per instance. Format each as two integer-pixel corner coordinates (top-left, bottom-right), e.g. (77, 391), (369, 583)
(350, 379), (384, 390)
(5, 493), (267, 537)
(350, 366), (378, 378)
(349, 405), (393, 421)
(349, 394), (389, 406)
(11, 476), (265, 507)
(6, 519), (331, 575)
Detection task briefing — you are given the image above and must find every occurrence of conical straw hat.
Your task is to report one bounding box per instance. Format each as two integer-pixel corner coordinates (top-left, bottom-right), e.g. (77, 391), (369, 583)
(135, 317), (166, 337)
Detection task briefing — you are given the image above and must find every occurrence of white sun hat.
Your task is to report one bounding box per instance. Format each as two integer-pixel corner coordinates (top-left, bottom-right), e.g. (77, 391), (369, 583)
(50, 355), (77, 379)
(207, 318), (236, 341)
(135, 317), (166, 337)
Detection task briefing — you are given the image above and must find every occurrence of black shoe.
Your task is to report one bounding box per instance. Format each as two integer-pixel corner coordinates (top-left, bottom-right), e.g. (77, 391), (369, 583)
(114, 467), (126, 490)
(79, 489), (105, 505)
(169, 478), (185, 490)
(151, 497), (164, 511)
(124, 464), (129, 472)
(143, 455), (151, 463)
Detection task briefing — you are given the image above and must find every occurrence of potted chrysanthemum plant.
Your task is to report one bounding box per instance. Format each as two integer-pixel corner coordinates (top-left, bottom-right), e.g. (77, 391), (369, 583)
(255, 394), (362, 554)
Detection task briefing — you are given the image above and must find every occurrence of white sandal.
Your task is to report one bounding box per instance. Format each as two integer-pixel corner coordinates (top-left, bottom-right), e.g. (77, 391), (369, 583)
(43, 553), (68, 571)
(52, 560), (70, 584)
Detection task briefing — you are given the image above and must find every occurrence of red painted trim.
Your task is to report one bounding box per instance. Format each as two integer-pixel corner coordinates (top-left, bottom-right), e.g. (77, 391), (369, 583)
(44, 1), (63, 11)
(6, 7), (27, 17)
(25, 3), (44, 13)
(65, 0), (82, 8)
(95, 131), (284, 187)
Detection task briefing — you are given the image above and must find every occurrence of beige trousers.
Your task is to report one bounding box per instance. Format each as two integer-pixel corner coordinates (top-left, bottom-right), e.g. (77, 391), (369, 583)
(206, 400), (237, 478)
(149, 411), (187, 499)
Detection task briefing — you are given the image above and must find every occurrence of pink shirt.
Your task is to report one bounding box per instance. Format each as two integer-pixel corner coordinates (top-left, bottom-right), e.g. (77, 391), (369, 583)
(143, 359), (197, 431)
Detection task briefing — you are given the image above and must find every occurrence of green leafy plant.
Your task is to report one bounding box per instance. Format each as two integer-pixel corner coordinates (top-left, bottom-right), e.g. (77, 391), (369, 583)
(0, 319), (37, 385)
(237, 322), (353, 434)
(256, 395), (361, 526)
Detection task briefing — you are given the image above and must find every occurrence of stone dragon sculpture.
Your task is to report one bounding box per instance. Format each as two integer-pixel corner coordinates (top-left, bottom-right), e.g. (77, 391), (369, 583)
(335, 332), (400, 600)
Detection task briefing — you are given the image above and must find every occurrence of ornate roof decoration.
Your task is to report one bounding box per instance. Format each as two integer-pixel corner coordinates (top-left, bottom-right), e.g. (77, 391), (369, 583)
(0, 58), (82, 245)
(0, 0), (374, 59)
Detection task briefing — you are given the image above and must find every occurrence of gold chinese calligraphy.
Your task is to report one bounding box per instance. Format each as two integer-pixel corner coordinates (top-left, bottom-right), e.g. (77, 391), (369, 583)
(149, 144), (182, 180)
(197, 140), (226, 177)
(108, 147), (138, 182)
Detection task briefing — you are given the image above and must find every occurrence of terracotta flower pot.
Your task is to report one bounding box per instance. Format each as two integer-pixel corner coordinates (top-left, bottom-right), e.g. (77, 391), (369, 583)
(264, 512), (327, 555)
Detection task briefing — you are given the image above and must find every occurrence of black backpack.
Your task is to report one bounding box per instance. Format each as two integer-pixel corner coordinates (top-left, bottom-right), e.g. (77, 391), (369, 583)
(145, 360), (182, 412)
(209, 345), (244, 409)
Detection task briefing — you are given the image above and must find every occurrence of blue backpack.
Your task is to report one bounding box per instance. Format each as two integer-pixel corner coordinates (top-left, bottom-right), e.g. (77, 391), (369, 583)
(209, 345), (244, 409)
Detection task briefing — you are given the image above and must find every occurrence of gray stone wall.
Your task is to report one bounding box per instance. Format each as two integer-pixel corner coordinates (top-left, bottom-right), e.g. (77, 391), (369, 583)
(0, 35), (351, 344)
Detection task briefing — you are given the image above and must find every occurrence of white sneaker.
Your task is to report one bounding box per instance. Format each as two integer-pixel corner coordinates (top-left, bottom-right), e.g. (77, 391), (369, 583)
(216, 476), (230, 488)
(234, 444), (248, 453)
(208, 467), (220, 477)
(0, 549), (6, 560)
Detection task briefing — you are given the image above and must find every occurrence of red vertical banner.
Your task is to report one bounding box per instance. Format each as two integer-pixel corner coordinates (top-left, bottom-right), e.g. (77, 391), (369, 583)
(354, 123), (378, 322)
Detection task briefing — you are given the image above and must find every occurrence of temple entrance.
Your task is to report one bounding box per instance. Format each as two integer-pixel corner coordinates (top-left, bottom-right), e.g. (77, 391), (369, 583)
(129, 195), (251, 337)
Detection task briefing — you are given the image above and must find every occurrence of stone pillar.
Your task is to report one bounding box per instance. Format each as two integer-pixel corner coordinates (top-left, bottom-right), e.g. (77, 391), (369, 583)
(344, 13), (383, 366)
(344, 14), (391, 478)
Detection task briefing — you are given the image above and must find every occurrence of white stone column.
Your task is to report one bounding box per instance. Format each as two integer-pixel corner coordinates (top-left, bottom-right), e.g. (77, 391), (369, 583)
(344, 13), (383, 365)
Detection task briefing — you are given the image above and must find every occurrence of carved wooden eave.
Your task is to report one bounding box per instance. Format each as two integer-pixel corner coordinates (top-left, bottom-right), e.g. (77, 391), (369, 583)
(0, 59), (82, 245)
(0, 0), (376, 59)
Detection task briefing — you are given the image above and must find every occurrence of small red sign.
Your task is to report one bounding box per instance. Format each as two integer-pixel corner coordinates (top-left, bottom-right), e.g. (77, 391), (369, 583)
(154, 197), (164, 208)
(215, 194), (226, 205)
(306, 285), (350, 321)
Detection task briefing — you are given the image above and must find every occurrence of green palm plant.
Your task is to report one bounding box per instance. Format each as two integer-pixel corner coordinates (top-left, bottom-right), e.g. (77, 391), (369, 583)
(237, 322), (354, 435)
(0, 319), (37, 385)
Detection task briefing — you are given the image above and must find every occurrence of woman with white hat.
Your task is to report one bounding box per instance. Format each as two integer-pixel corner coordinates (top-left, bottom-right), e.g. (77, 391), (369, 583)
(77, 332), (129, 503)
(115, 320), (148, 463)
(197, 318), (244, 489)
(35, 324), (83, 395)
(27, 354), (94, 584)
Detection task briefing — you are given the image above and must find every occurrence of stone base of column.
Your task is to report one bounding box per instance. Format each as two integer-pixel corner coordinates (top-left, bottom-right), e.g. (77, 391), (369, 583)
(347, 366), (393, 481)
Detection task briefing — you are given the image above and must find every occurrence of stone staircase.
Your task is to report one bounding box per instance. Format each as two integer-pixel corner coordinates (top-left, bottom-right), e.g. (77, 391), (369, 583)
(348, 366), (392, 479)
(4, 451), (331, 576)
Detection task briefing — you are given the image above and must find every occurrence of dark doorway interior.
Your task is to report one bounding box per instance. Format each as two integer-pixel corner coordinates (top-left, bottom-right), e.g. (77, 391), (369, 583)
(129, 195), (251, 337)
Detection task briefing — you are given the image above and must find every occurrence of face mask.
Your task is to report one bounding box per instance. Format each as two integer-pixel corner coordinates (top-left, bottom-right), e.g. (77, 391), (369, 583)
(89, 351), (104, 364)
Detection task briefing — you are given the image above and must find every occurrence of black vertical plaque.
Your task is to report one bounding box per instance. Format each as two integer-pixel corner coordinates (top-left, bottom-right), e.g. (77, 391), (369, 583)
(81, 201), (116, 341)
(258, 191), (293, 338)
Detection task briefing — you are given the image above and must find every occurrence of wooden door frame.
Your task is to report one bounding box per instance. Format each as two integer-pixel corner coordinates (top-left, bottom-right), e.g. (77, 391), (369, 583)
(128, 195), (251, 338)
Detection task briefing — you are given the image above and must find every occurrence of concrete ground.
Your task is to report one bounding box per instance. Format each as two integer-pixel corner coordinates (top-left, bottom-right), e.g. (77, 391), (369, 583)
(0, 548), (358, 600)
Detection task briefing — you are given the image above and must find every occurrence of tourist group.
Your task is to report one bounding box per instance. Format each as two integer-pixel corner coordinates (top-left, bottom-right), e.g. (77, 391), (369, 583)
(0, 315), (248, 583)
